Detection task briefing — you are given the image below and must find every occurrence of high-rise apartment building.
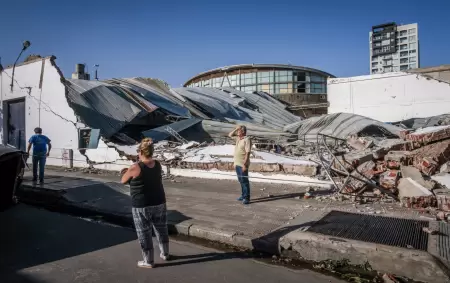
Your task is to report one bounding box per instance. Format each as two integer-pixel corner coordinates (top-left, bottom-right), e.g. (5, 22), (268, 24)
(369, 22), (419, 74)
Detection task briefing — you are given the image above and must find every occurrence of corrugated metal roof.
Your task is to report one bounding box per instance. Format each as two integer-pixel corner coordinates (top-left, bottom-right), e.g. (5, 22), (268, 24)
(284, 112), (403, 141)
(65, 79), (151, 138)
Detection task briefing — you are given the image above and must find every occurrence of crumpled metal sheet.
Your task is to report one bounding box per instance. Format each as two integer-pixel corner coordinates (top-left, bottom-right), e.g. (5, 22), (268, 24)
(65, 79), (149, 139)
(142, 118), (202, 142)
(107, 78), (191, 118)
(284, 112), (403, 141)
(172, 87), (257, 123)
(393, 114), (450, 130)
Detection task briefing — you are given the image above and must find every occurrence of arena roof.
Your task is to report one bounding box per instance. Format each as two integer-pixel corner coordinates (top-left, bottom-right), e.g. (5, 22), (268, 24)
(184, 64), (335, 86)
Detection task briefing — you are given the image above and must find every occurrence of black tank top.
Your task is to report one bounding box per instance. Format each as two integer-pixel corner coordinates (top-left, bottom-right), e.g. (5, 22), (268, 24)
(129, 161), (166, 208)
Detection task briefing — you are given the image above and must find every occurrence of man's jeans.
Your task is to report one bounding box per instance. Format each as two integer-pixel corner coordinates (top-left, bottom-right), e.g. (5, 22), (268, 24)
(235, 166), (250, 201)
(32, 152), (47, 182)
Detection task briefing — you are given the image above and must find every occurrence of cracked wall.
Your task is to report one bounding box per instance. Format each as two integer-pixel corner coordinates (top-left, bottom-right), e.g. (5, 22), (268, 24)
(0, 57), (131, 171)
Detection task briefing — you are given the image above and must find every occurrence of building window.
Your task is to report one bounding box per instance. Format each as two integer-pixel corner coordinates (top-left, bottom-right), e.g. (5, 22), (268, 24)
(400, 51), (408, 57)
(228, 74), (239, 86)
(399, 37), (408, 43)
(400, 65), (408, 71)
(408, 28), (416, 35)
(372, 62), (378, 67)
(202, 79), (210, 87)
(294, 71), (306, 81)
(275, 70), (292, 82)
(294, 83), (307, 93)
(409, 43), (415, 49)
(310, 74), (325, 82)
(409, 35), (416, 42)
(257, 71), (271, 83)
(399, 44), (408, 50)
(372, 69), (378, 73)
(241, 72), (256, 85)
(410, 49), (417, 54)
(400, 58), (408, 64)
(310, 83), (325, 93)
(409, 57), (416, 63)
(410, 63), (417, 69)
(399, 30), (407, 36)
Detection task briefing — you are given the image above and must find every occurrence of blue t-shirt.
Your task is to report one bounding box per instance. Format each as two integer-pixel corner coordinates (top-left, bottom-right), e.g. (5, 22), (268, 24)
(29, 134), (50, 153)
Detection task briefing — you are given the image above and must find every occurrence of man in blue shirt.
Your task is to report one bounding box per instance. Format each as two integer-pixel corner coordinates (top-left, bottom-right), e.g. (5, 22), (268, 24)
(27, 127), (51, 183)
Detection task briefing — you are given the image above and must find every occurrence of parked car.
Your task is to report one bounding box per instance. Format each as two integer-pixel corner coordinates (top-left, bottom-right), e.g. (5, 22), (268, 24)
(0, 145), (26, 211)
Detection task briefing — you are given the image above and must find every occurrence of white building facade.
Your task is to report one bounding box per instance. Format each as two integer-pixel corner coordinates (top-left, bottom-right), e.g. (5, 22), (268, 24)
(0, 56), (132, 171)
(370, 23), (419, 74)
(328, 65), (450, 122)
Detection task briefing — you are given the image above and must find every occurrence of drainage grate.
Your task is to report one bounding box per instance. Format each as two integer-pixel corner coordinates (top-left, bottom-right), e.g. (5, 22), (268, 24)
(438, 222), (450, 261)
(308, 211), (429, 251)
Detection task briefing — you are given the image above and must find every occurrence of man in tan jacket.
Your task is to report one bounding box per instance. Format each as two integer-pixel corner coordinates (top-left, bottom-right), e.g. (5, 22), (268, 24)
(228, 125), (252, 205)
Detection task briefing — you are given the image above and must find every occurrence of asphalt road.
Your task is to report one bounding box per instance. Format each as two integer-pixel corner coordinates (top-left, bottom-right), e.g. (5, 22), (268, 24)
(0, 205), (342, 283)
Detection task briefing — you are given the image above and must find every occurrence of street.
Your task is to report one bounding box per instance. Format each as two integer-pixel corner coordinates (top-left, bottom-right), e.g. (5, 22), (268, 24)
(0, 204), (342, 283)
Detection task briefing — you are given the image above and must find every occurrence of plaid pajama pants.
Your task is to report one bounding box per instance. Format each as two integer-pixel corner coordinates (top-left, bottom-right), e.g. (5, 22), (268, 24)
(132, 203), (169, 264)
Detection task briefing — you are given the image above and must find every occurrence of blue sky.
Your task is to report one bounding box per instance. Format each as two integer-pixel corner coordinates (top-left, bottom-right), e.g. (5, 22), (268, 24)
(1, 0), (449, 87)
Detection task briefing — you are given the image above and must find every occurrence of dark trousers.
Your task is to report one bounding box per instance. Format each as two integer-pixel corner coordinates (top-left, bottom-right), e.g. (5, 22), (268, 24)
(235, 166), (250, 200)
(32, 153), (46, 182)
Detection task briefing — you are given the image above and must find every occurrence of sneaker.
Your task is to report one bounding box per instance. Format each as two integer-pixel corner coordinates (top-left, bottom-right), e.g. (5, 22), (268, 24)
(39, 180), (44, 184)
(237, 196), (244, 201)
(160, 253), (170, 261)
(242, 199), (250, 205)
(137, 261), (154, 268)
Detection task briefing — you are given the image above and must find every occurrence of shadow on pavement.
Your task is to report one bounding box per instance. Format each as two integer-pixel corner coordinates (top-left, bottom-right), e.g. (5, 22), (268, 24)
(0, 204), (190, 282)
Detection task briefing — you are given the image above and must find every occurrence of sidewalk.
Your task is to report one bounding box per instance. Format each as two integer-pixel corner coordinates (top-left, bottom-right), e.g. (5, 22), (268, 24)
(18, 168), (450, 283)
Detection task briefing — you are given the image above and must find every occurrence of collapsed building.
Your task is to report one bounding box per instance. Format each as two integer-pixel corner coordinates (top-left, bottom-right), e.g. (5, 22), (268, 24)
(1, 57), (450, 217)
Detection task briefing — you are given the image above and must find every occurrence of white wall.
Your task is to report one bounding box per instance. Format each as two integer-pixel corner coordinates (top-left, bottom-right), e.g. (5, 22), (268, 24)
(328, 71), (450, 122)
(0, 58), (131, 171)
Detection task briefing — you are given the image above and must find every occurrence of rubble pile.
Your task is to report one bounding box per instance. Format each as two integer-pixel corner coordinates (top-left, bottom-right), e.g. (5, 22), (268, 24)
(318, 123), (450, 219)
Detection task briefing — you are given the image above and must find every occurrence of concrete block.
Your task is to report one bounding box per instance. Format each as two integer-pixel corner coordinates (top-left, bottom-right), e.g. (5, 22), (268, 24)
(279, 230), (449, 283)
(189, 224), (236, 244)
(282, 164), (317, 176)
(398, 177), (433, 199)
(401, 166), (435, 190)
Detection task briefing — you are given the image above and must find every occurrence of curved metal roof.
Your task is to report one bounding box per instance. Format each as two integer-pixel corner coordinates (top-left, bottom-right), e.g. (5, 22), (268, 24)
(184, 64), (335, 86)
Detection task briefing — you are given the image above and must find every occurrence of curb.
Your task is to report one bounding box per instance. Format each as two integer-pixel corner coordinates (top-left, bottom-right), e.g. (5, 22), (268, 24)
(279, 230), (450, 283)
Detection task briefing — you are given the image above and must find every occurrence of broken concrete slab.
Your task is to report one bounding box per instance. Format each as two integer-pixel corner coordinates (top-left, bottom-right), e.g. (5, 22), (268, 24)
(401, 166), (435, 190)
(398, 177), (433, 199)
(406, 125), (450, 145)
(405, 139), (450, 176)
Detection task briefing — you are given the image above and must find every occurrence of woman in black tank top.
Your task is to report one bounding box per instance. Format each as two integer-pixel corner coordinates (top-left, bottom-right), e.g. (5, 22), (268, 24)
(120, 138), (169, 268)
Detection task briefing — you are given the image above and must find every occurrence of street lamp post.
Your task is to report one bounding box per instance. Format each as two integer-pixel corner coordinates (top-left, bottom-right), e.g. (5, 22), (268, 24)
(94, 64), (99, 80)
(10, 40), (31, 91)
